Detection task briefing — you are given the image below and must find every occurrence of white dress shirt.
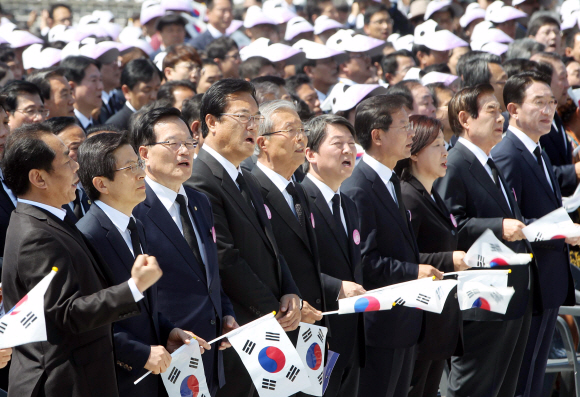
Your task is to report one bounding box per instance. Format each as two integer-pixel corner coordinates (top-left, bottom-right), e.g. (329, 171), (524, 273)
(145, 176), (208, 266)
(362, 154), (399, 205)
(74, 108), (93, 129)
(306, 173), (347, 233)
(101, 90), (113, 106)
(201, 146), (241, 187)
(95, 200), (142, 256)
(256, 162), (295, 215)
(508, 126), (553, 191)
(207, 24), (224, 39)
(18, 198), (143, 301)
(0, 169), (17, 207)
(125, 101), (137, 113)
(458, 137), (512, 211)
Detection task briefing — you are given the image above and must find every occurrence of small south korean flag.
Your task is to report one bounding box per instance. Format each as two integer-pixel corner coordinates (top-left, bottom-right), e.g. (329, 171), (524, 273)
(295, 323), (327, 396)
(0, 267), (57, 349)
(161, 339), (211, 397)
(228, 313), (311, 397)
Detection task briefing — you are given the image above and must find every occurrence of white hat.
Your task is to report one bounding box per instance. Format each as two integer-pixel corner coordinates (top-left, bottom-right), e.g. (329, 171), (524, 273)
(326, 29), (386, 57)
(562, 12), (580, 30)
(512, 0), (528, 7)
(119, 26), (143, 44)
(424, 0), (453, 20)
(154, 51), (167, 71)
(331, 84), (388, 113)
(101, 23), (122, 41)
(141, 2), (165, 25)
(23, 45), (62, 70)
(314, 16), (343, 35)
(79, 41), (120, 63)
(226, 20), (244, 35)
(403, 67), (421, 80)
(161, 0), (193, 12)
(414, 20), (468, 51)
(561, 0), (580, 16)
(93, 10), (115, 24)
(244, 6), (277, 28)
(485, 1), (527, 23)
(471, 21), (513, 44)
(393, 34), (414, 51)
(240, 37), (306, 64)
(271, 7), (298, 24)
(79, 15), (100, 26)
(460, 3), (486, 28)
(116, 39), (155, 56)
(421, 71), (458, 86)
(4, 30), (43, 49)
(48, 26), (92, 43)
(284, 17), (314, 41)
(61, 41), (82, 60)
(292, 39), (349, 64)
(472, 41), (509, 55)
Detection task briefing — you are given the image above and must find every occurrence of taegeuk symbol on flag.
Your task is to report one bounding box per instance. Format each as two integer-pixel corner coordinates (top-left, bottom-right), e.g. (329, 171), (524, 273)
(295, 323), (327, 396)
(161, 339), (211, 397)
(464, 229), (532, 268)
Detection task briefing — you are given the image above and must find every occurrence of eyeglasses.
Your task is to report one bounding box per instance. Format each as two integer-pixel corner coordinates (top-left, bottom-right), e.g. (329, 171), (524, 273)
(147, 140), (198, 151)
(115, 158), (145, 173)
(262, 128), (311, 138)
(221, 113), (265, 125)
(14, 108), (49, 118)
(224, 53), (241, 61)
(176, 62), (201, 73)
(525, 99), (557, 112)
(370, 18), (393, 25)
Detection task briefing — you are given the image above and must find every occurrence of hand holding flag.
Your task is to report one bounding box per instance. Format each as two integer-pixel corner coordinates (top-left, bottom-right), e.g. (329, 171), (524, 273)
(522, 208), (580, 242)
(295, 323), (327, 396)
(464, 229), (532, 268)
(161, 339), (211, 397)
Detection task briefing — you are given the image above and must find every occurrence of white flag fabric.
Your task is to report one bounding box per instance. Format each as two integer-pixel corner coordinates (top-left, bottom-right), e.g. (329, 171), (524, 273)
(522, 207), (580, 241)
(464, 229), (532, 268)
(338, 286), (394, 314)
(295, 323), (327, 396)
(454, 270), (509, 289)
(0, 268), (57, 349)
(563, 181), (580, 212)
(228, 313), (310, 397)
(457, 281), (514, 314)
(161, 339), (211, 397)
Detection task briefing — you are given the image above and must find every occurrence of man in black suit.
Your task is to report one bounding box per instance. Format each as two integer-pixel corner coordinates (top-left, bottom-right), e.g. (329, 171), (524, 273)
(531, 52), (580, 196)
(252, 100), (325, 326)
(189, 0), (234, 51)
(303, 114), (366, 397)
(131, 107), (237, 396)
(0, 95), (15, 266)
(1, 122), (162, 397)
(434, 83), (533, 397)
(76, 133), (211, 396)
(106, 59), (162, 131)
(0, 81), (48, 130)
(185, 79), (302, 397)
(341, 95), (442, 397)
(492, 72), (578, 397)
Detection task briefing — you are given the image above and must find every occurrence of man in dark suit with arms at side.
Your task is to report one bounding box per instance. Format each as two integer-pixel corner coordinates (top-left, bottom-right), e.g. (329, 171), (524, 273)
(1, 122), (162, 397)
(341, 95), (442, 397)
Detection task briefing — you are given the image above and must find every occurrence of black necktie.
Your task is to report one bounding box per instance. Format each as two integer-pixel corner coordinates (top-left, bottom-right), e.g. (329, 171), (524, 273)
(236, 173), (254, 210)
(487, 158), (502, 191)
(127, 218), (143, 258)
(389, 173), (408, 222)
(331, 194), (346, 236)
(533, 146), (544, 170)
(73, 190), (83, 220)
(175, 194), (203, 266)
(286, 182), (305, 228)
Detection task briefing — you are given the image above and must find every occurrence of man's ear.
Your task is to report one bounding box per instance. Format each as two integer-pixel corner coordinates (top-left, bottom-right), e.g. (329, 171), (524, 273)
(371, 128), (382, 145)
(121, 85), (131, 101)
(28, 169), (48, 190)
(92, 176), (109, 196)
(138, 145), (149, 161)
(506, 102), (518, 118)
(190, 120), (201, 140)
(303, 65), (314, 78)
(305, 147), (316, 163)
(205, 114), (218, 136)
(457, 110), (470, 130)
(256, 135), (268, 154)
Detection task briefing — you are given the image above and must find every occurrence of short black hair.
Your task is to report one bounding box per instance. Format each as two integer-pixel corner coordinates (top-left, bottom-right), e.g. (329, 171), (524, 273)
(45, 116), (77, 135)
(0, 80), (44, 113)
(26, 67), (67, 101)
(239, 57), (275, 80)
(528, 15), (560, 37)
(129, 106), (191, 150)
(503, 71), (552, 108)
(87, 124), (125, 137)
(0, 61), (11, 85)
(364, 3), (390, 25)
(355, 94), (406, 151)
(77, 132), (132, 201)
(381, 50), (414, 76)
(306, 114), (355, 153)
(505, 38), (546, 60)
(502, 59), (541, 78)
(156, 80), (197, 106)
(285, 73), (312, 96)
(49, 3), (71, 20)
(200, 78), (257, 138)
(251, 75), (286, 87)
(461, 55), (502, 88)
(121, 58), (162, 90)
(207, 0), (232, 10)
(455, 51), (491, 81)
(419, 63), (452, 77)
(181, 93), (204, 125)
(2, 123), (55, 196)
(60, 56), (102, 85)
(206, 37), (238, 60)
(156, 13), (187, 32)
(0, 44), (15, 64)
(385, 82), (414, 110)
(448, 83), (495, 136)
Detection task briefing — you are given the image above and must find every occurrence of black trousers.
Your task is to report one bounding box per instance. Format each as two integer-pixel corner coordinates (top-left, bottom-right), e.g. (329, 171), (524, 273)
(408, 359), (446, 397)
(323, 340), (360, 397)
(215, 348), (255, 397)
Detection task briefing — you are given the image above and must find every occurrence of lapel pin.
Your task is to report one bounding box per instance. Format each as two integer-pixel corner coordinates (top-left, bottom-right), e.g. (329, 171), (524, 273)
(264, 204), (272, 219)
(87, 200), (92, 205)
(353, 229), (361, 245)
(194, 206), (197, 211)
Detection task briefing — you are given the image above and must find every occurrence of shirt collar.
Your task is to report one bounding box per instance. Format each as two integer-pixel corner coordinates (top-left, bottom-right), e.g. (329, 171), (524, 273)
(74, 108), (93, 129)
(201, 146), (240, 184)
(95, 200), (133, 232)
(207, 24), (224, 38)
(338, 77), (357, 86)
(18, 199), (66, 220)
(458, 136), (491, 168)
(145, 176), (187, 211)
(256, 161), (292, 194)
(101, 90), (112, 104)
(306, 173), (339, 205)
(126, 101), (137, 113)
(362, 154), (394, 183)
(508, 125), (539, 156)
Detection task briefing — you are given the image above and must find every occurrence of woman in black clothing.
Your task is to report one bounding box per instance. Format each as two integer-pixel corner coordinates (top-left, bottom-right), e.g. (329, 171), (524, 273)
(397, 115), (467, 397)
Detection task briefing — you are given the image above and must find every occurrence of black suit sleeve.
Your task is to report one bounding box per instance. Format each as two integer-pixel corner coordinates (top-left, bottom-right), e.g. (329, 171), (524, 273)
(552, 164), (577, 197)
(113, 324), (151, 374)
(320, 273), (342, 310)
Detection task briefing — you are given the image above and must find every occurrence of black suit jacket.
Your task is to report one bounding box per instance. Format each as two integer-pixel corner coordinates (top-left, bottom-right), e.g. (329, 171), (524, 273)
(105, 103), (135, 131)
(0, 181), (15, 260)
(185, 149), (300, 326)
(342, 160), (423, 349)
(133, 182), (234, 390)
(434, 141), (531, 321)
(302, 176), (365, 367)
(251, 166), (326, 321)
(64, 187), (91, 223)
(539, 114), (577, 196)
(98, 90), (125, 125)
(77, 204), (175, 397)
(189, 30), (215, 51)
(241, 155), (306, 182)
(492, 130), (575, 310)
(2, 203), (140, 397)
(401, 176), (463, 360)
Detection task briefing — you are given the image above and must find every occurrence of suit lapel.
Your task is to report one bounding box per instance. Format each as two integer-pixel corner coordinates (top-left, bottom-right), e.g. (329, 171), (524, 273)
(186, 192), (213, 286)
(341, 194), (359, 276)
(542, 151), (563, 203)
(0, 183), (15, 213)
(407, 176), (453, 228)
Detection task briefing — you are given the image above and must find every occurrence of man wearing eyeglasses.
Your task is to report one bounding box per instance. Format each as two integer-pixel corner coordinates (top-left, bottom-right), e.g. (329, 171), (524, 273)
(131, 106), (237, 396)
(186, 79), (302, 397)
(76, 132), (211, 397)
(0, 80), (48, 130)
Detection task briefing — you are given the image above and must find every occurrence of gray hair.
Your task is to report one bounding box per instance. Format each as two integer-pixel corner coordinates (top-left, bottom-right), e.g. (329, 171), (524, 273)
(254, 81), (281, 104)
(254, 100), (299, 155)
(505, 38), (546, 60)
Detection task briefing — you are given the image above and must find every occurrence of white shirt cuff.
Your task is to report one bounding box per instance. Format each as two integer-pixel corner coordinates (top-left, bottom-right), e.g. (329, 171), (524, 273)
(127, 278), (144, 302)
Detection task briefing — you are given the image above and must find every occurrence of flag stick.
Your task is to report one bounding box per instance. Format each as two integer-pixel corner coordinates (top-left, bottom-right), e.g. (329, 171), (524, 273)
(445, 269), (511, 277)
(321, 310), (339, 316)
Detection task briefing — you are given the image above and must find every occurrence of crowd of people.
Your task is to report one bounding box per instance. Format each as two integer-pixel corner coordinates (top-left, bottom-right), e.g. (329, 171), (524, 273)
(0, 0), (580, 397)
